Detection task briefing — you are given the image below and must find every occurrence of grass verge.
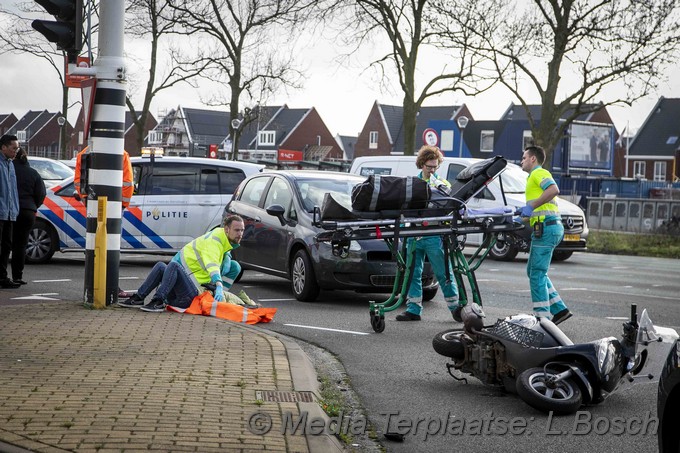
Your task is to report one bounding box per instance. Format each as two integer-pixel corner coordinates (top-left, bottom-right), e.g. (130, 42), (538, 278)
(586, 230), (680, 259)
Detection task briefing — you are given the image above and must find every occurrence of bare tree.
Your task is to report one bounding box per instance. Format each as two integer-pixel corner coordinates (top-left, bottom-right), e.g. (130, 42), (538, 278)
(125, 0), (208, 154)
(435, 0), (680, 166)
(166, 0), (318, 159)
(0, 3), (70, 158)
(341, 0), (488, 155)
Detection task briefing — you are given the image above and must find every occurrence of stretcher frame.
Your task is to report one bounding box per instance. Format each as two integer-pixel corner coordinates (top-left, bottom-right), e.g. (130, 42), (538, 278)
(312, 163), (523, 333)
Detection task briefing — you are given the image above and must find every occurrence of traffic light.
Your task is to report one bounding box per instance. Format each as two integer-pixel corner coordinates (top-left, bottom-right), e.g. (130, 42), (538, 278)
(32, 0), (83, 59)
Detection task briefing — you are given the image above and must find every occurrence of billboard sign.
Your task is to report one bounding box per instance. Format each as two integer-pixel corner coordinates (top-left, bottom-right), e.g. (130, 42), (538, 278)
(569, 122), (614, 172)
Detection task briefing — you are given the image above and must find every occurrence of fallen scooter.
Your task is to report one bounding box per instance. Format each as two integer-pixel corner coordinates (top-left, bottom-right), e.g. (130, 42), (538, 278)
(432, 303), (678, 414)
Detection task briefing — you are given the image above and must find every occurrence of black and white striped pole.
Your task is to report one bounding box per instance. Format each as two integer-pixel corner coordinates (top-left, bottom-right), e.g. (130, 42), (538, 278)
(83, 0), (126, 307)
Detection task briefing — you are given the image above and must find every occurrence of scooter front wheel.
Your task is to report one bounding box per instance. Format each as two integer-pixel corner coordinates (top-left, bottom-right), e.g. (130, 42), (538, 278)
(516, 367), (583, 415)
(432, 329), (466, 360)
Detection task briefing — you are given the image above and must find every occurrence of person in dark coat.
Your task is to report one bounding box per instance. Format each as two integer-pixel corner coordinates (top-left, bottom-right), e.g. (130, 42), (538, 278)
(11, 148), (46, 285)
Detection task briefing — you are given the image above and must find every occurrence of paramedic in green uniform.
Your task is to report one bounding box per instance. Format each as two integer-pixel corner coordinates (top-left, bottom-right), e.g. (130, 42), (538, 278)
(396, 146), (460, 321)
(520, 146), (571, 325)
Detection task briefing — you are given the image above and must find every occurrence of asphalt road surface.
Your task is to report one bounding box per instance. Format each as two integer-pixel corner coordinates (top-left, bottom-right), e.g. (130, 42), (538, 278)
(5, 251), (679, 453)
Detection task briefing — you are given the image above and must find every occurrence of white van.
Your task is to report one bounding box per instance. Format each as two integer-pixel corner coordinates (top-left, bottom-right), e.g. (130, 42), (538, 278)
(350, 155), (588, 261)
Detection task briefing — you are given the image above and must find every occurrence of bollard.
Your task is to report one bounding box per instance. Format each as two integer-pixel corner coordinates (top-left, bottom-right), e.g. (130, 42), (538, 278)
(93, 196), (107, 308)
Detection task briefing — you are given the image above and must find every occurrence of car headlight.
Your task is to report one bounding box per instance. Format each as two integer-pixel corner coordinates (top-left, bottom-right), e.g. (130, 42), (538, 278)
(349, 240), (362, 251)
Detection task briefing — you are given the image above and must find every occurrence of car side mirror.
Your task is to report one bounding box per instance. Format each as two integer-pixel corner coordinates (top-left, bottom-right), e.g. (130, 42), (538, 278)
(266, 204), (287, 226)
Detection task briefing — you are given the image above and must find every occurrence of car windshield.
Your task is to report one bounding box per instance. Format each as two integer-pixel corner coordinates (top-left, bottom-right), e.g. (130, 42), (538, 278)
(295, 176), (363, 212)
(495, 164), (527, 193)
(29, 159), (74, 180)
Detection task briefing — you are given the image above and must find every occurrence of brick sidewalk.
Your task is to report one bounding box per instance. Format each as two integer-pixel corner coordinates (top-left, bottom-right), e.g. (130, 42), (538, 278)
(0, 300), (342, 452)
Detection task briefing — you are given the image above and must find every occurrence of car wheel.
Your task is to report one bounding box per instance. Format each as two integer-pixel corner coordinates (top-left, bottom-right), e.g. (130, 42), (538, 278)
(290, 249), (320, 302)
(552, 251), (573, 262)
(516, 367), (583, 415)
(25, 220), (57, 264)
(489, 239), (519, 261)
(423, 286), (438, 302)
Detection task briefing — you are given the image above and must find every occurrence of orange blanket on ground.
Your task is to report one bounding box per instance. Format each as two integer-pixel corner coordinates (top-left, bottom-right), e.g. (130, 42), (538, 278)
(166, 292), (277, 324)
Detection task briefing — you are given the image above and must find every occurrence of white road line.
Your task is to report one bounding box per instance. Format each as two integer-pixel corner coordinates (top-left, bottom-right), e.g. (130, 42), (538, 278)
(606, 317), (629, 320)
(33, 279), (71, 283)
(259, 298), (296, 302)
(13, 295), (59, 300)
(560, 287), (589, 291)
(119, 277), (139, 280)
(284, 324), (370, 335)
(32, 293), (59, 296)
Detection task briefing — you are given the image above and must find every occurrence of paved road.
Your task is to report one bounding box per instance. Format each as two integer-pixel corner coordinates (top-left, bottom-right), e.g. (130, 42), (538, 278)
(6, 251), (679, 453)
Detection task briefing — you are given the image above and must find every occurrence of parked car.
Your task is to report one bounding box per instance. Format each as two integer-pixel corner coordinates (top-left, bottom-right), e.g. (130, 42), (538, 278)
(658, 338), (680, 452)
(27, 156), (74, 188)
(224, 170), (438, 301)
(28, 156), (264, 264)
(350, 155), (588, 261)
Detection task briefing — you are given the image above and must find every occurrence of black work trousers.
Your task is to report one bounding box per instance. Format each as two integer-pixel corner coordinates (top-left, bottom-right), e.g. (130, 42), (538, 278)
(11, 209), (36, 281)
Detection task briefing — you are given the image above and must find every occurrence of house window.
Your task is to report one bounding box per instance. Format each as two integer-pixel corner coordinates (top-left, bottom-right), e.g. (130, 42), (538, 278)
(480, 130), (494, 153)
(258, 131), (276, 147)
(666, 136), (678, 145)
(16, 130), (27, 142)
(654, 161), (667, 182)
(522, 130), (534, 150)
(148, 131), (162, 144)
(633, 161), (646, 178)
(369, 131), (378, 149)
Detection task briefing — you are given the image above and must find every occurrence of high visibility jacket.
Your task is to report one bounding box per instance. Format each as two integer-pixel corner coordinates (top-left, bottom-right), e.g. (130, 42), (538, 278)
(526, 165), (559, 225)
(173, 228), (238, 290)
(166, 291), (277, 324)
(74, 147), (133, 208)
(418, 171), (451, 188)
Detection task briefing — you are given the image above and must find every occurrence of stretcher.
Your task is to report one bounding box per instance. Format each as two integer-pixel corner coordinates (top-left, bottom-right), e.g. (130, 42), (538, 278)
(312, 156), (524, 333)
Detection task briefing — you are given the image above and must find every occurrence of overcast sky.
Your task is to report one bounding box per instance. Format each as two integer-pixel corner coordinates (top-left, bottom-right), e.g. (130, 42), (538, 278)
(2, 9), (679, 139)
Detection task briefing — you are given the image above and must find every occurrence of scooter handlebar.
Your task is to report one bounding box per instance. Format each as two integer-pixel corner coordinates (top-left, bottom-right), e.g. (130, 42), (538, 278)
(630, 304), (637, 324)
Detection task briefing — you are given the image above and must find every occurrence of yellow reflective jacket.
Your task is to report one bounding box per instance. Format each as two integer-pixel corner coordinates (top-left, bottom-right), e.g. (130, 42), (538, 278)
(174, 228), (237, 290)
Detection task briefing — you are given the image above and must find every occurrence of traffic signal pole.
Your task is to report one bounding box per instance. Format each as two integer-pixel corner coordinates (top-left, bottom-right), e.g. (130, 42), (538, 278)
(82, 0), (126, 306)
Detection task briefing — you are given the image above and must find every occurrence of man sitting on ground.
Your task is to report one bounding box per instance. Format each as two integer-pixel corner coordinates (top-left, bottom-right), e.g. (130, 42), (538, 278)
(118, 215), (245, 312)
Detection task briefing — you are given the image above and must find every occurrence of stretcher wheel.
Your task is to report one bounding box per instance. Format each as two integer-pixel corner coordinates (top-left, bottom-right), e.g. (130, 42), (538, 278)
(371, 314), (385, 333)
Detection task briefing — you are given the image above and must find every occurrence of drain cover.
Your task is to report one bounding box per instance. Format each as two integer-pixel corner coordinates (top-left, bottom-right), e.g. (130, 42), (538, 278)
(256, 390), (315, 403)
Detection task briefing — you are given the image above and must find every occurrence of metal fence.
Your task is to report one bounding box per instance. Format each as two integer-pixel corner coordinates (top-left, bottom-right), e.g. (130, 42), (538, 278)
(586, 197), (680, 233)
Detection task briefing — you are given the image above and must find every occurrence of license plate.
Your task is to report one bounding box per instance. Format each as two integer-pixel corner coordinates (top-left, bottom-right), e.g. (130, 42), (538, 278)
(563, 234), (580, 241)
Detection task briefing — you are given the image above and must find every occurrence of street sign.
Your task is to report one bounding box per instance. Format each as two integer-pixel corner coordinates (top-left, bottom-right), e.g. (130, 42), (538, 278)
(423, 128), (439, 147)
(65, 55), (91, 88)
(209, 144), (218, 158)
(80, 76), (96, 141)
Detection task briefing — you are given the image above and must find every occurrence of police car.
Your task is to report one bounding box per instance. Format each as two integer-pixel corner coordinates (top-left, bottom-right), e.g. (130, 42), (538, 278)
(27, 155), (264, 263)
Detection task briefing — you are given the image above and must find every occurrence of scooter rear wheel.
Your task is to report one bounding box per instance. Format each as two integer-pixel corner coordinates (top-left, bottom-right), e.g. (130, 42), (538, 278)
(516, 367), (583, 415)
(432, 329), (466, 360)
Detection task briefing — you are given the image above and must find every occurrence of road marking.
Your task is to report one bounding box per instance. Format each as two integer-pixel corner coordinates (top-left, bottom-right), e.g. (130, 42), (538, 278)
(284, 324), (370, 335)
(260, 298), (297, 302)
(560, 287), (588, 291)
(33, 279), (70, 283)
(119, 276), (139, 280)
(477, 279), (501, 282)
(606, 317), (629, 320)
(13, 295), (59, 300)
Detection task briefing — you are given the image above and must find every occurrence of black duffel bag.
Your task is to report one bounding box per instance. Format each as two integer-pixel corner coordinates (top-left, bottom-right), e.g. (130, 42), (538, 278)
(351, 175), (430, 212)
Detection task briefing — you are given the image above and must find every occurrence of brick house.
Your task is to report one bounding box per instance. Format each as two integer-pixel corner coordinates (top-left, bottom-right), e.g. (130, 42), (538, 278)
(5, 110), (72, 159)
(69, 108), (158, 157)
(626, 97), (680, 182)
(353, 101), (473, 157)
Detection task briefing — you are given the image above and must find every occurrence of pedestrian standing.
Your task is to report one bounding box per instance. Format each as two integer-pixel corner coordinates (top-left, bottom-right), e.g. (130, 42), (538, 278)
(0, 134), (20, 289)
(519, 146), (571, 324)
(396, 146), (460, 321)
(11, 148), (46, 285)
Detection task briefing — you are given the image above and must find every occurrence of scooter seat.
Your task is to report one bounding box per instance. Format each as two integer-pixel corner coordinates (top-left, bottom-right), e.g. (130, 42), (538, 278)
(538, 318), (574, 346)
